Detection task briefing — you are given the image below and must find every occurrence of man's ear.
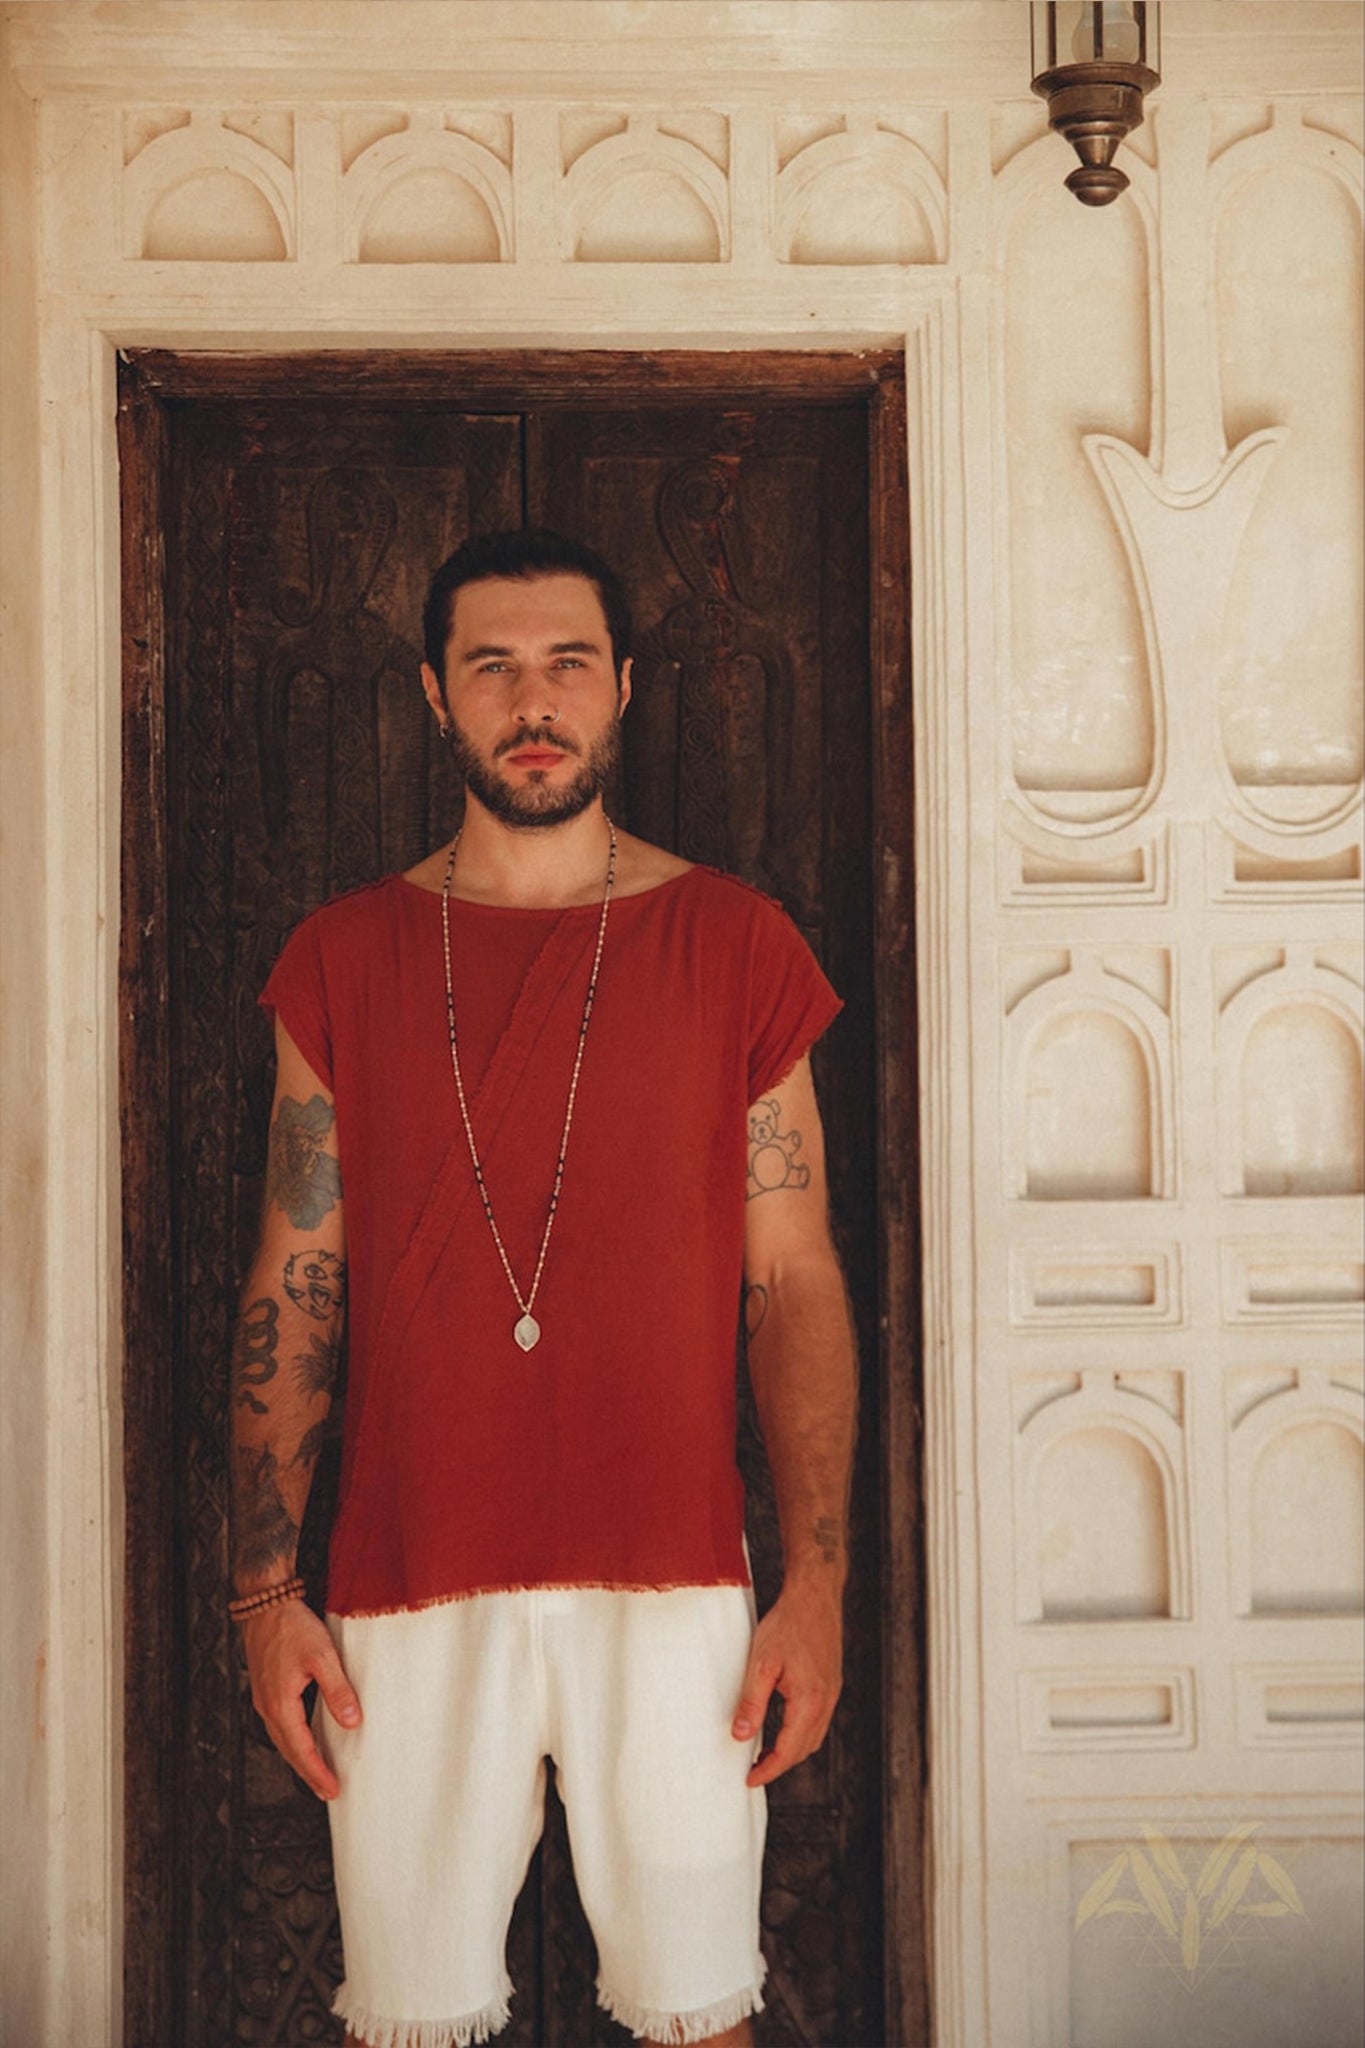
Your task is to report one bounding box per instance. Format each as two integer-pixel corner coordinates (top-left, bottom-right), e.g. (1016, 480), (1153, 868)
(617, 656), (633, 714)
(420, 661), (448, 724)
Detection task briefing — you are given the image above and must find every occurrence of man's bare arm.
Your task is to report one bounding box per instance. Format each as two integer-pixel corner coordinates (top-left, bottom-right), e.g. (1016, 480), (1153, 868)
(230, 1020), (360, 1798)
(732, 1055), (857, 1788)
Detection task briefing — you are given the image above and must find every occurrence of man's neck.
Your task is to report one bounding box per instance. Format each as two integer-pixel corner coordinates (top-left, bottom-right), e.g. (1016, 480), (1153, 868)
(450, 797), (614, 908)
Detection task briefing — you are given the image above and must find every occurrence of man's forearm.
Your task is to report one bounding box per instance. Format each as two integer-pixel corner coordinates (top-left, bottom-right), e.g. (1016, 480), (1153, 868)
(229, 1252), (344, 1591)
(744, 1252), (857, 1588)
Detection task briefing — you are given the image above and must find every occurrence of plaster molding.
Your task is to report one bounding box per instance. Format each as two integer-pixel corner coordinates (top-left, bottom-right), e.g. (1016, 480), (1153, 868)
(1085, 427), (1285, 837)
(903, 284), (991, 2048)
(1215, 951), (1365, 1200)
(1004, 953), (1176, 1204)
(119, 107), (297, 259)
(774, 119), (948, 266)
(1227, 1370), (1365, 1619)
(10, 3), (1365, 101)
(342, 115), (514, 263)
(558, 113), (730, 262)
(1014, 1368), (1192, 1627)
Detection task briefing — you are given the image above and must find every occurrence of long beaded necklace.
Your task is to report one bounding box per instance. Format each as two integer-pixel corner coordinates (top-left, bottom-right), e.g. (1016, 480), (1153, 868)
(440, 818), (617, 1352)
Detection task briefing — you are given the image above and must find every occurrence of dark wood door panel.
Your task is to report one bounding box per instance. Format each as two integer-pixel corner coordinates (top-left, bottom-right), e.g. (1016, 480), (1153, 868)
(120, 359), (917, 2048)
(164, 406), (522, 2048)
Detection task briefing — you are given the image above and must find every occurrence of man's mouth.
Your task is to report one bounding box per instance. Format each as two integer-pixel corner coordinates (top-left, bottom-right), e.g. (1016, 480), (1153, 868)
(498, 728), (576, 768)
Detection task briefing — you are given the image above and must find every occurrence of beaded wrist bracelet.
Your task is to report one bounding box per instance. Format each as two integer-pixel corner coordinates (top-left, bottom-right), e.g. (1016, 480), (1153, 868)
(229, 1575), (306, 1622)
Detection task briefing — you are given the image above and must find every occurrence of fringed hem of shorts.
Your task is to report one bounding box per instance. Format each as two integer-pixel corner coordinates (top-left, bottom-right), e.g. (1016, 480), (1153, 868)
(332, 1979), (512, 2048)
(330, 1576), (751, 1621)
(596, 1968), (766, 2043)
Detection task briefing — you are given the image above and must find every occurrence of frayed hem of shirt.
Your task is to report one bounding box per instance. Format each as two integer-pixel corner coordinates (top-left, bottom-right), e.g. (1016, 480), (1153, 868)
(330, 1576), (751, 1620)
(596, 1968), (765, 2043)
(332, 1980), (512, 2047)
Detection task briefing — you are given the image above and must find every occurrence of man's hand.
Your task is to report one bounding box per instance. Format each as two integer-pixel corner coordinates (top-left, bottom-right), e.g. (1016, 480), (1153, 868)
(731, 1580), (843, 1788)
(241, 1599), (361, 1801)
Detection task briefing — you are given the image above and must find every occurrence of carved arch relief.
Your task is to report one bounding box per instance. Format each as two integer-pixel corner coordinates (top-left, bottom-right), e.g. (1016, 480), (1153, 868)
(998, 141), (1157, 834)
(1229, 1372), (1365, 1617)
(1006, 954), (1174, 1201)
(560, 114), (729, 263)
(1212, 129), (1364, 839)
(1218, 952), (1365, 1198)
(344, 114), (512, 262)
(1016, 1372), (1190, 1624)
(775, 118), (946, 265)
(1241, 1008), (1364, 1198)
(121, 109), (296, 260)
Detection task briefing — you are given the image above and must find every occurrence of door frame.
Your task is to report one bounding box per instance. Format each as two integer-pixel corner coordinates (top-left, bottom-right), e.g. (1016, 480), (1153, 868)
(117, 346), (925, 2044)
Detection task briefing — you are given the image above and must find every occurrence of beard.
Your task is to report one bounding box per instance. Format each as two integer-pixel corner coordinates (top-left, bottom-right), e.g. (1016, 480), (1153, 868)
(445, 713), (623, 831)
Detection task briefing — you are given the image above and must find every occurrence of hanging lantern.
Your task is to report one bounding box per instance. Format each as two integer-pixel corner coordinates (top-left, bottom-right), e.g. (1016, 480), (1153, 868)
(1030, 3), (1161, 206)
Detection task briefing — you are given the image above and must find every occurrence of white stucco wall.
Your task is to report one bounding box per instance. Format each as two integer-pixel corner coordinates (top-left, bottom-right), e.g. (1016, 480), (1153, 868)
(1, 6), (1360, 2044)
(1, 23), (49, 2044)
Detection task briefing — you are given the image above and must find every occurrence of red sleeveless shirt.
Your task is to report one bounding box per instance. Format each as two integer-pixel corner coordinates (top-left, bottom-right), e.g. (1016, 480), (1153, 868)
(260, 865), (841, 1616)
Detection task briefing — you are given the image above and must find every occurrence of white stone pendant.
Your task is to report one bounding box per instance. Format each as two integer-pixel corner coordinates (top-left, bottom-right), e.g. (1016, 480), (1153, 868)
(513, 1313), (541, 1352)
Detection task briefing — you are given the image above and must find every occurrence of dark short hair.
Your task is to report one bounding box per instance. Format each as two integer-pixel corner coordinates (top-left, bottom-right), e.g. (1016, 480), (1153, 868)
(422, 528), (633, 686)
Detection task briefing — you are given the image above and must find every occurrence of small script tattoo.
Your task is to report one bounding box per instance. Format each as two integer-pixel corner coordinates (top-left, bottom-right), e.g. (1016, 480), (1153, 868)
(232, 1296), (280, 1416)
(233, 1443), (299, 1580)
(744, 1282), (769, 1339)
(814, 1516), (842, 1566)
(292, 1329), (341, 1402)
(746, 1100), (811, 1201)
(283, 1247), (347, 1321)
(266, 1095), (342, 1230)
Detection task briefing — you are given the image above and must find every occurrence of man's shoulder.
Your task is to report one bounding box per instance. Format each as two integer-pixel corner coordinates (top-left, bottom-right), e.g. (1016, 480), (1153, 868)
(650, 864), (819, 981)
(283, 875), (405, 951)
(680, 862), (798, 928)
(618, 836), (786, 925)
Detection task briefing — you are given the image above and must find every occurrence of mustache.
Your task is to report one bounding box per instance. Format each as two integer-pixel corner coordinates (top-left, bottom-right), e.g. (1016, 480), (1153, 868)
(495, 726), (579, 758)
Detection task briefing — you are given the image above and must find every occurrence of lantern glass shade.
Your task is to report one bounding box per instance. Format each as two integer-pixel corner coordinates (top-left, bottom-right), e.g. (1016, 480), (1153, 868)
(1031, 4), (1159, 76)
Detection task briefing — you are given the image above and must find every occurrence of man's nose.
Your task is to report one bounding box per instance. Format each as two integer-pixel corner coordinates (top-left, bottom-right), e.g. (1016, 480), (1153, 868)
(508, 668), (558, 726)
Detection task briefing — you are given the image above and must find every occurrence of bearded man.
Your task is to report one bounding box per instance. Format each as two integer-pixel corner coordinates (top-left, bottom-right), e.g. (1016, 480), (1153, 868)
(229, 528), (857, 2048)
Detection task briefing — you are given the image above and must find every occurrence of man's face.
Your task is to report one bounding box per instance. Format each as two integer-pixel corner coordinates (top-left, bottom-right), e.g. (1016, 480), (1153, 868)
(421, 572), (632, 831)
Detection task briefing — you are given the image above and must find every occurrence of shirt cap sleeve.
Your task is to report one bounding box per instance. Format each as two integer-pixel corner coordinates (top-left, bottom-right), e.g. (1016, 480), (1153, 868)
(259, 914), (334, 1091)
(746, 894), (842, 1103)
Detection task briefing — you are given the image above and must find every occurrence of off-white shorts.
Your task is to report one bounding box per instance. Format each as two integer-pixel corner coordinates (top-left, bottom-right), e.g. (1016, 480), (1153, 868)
(316, 1583), (767, 2048)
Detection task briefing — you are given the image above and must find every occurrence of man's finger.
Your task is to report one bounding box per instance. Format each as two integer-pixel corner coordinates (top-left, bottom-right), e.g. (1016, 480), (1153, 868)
(731, 1659), (779, 1741)
(744, 1695), (827, 1787)
(311, 1642), (362, 1730)
(746, 1715), (806, 1788)
(268, 1690), (341, 1801)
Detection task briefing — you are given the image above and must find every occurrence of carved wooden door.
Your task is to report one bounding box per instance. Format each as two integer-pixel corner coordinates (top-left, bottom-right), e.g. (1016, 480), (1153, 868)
(124, 360), (906, 2048)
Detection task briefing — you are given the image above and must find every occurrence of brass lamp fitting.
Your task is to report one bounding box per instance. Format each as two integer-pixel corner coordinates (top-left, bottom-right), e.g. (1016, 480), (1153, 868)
(1030, 4), (1161, 207)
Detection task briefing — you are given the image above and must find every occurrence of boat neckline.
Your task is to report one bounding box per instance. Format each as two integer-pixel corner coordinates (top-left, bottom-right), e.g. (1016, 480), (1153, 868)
(391, 864), (702, 913)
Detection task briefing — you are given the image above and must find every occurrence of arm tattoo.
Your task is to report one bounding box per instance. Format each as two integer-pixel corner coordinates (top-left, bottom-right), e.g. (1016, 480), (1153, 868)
(814, 1517), (842, 1566)
(232, 1297), (280, 1416)
(746, 1100), (811, 1201)
(292, 1329), (341, 1402)
(233, 1444), (299, 1579)
(292, 1419), (329, 1471)
(283, 1248), (346, 1320)
(744, 1282), (769, 1339)
(266, 1095), (342, 1229)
